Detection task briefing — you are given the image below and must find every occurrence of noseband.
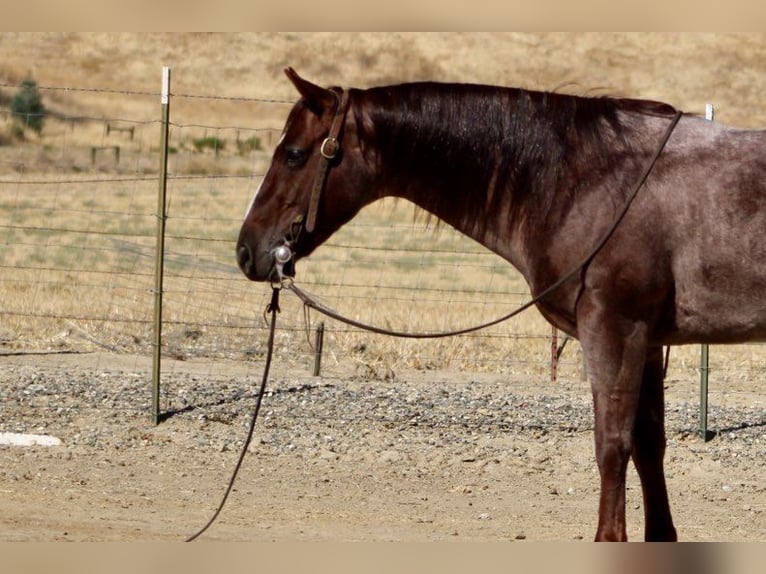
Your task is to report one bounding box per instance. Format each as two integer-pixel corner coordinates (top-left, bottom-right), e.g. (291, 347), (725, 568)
(306, 88), (351, 233)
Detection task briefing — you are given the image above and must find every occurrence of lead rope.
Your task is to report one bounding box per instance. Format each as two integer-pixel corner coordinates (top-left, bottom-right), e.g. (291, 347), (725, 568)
(185, 286), (281, 542)
(185, 111), (682, 540)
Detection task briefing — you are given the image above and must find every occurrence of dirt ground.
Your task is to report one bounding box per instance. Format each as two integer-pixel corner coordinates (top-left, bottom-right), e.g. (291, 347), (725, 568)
(0, 351), (763, 542)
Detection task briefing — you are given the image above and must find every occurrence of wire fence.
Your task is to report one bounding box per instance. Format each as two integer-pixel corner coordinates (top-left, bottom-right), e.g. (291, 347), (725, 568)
(0, 75), (763, 426)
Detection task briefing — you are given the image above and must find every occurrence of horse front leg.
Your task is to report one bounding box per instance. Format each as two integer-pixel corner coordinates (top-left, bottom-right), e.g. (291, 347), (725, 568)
(579, 308), (649, 541)
(632, 346), (677, 541)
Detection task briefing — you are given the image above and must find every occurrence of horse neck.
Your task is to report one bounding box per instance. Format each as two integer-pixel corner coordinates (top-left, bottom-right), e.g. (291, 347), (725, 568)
(356, 84), (670, 279)
(358, 85), (564, 272)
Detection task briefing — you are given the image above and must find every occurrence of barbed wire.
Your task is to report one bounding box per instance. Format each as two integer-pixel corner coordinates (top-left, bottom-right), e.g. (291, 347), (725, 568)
(0, 174), (254, 185)
(0, 82), (293, 105)
(169, 121), (284, 133)
(173, 92), (293, 105)
(1, 79), (764, 400)
(0, 82), (158, 98)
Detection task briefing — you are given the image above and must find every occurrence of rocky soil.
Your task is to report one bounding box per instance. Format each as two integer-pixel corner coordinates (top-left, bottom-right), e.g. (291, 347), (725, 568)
(0, 352), (763, 541)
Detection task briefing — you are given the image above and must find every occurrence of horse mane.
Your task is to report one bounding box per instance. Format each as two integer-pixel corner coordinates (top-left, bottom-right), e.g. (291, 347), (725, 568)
(354, 81), (679, 232)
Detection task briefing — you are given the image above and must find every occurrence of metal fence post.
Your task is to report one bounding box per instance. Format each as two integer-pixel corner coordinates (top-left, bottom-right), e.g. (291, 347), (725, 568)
(550, 326), (558, 382)
(151, 67), (171, 425)
(700, 342), (710, 440)
(699, 103), (714, 441)
(313, 322), (325, 376)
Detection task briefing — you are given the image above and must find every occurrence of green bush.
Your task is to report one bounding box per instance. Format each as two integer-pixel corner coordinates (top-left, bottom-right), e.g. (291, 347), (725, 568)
(192, 136), (225, 153)
(11, 77), (46, 135)
(236, 135), (262, 154)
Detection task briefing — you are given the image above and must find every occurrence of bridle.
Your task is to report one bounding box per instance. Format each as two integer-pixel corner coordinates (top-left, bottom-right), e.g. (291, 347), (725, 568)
(273, 88), (350, 281)
(188, 95), (353, 540)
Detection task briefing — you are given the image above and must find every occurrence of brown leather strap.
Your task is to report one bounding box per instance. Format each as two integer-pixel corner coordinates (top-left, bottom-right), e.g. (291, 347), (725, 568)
(288, 111), (683, 338)
(306, 89), (350, 233)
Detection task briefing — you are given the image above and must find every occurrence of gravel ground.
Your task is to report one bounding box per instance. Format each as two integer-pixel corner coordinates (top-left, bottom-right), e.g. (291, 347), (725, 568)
(0, 352), (763, 541)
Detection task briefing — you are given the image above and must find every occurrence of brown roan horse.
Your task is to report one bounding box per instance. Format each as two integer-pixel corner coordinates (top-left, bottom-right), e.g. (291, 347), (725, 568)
(237, 68), (766, 541)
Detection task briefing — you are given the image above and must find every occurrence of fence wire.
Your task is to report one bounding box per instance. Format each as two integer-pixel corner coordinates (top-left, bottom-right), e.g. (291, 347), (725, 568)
(0, 79), (762, 424)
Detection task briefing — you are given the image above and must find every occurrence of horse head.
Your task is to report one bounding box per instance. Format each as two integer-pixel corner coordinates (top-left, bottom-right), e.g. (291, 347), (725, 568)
(236, 68), (375, 282)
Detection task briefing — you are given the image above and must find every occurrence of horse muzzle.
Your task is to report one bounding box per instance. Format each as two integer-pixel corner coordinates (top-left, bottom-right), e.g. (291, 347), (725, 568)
(236, 240), (296, 282)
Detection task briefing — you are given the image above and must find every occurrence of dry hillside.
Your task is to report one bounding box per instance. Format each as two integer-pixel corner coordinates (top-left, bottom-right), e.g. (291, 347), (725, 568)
(1, 32), (766, 127)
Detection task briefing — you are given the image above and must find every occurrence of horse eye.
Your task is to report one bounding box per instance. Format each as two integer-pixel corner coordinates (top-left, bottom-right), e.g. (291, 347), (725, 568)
(285, 147), (308, 167)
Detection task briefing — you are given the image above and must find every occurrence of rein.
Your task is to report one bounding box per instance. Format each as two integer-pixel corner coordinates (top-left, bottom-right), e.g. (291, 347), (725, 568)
(185, 287), (281, 542)
(187, 109), (682, 540)
(287, 110), (684, 339)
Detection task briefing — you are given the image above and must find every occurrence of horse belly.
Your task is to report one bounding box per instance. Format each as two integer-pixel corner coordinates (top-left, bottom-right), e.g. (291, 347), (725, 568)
(662, 138), (766, 343)
(670, 256), (766, 344)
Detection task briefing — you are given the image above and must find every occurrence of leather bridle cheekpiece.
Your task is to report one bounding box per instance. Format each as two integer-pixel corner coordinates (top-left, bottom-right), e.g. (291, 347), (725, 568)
(305, 88), (351, 233)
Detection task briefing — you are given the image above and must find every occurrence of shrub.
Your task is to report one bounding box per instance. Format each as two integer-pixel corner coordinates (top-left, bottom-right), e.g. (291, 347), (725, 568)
(236, 135), (262, 154)
(11, 77), (46, 135)
(192, 136), (225, 153)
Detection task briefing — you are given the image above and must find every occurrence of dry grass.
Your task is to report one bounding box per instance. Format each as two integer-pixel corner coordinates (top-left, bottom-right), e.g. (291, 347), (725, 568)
(3, 33), (766, 126)
(2, 33), (766, 389)
(0, 162), (559, 375)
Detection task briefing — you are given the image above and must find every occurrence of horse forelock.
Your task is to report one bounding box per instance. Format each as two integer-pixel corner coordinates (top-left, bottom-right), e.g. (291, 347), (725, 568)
(357, 81), (678, 231)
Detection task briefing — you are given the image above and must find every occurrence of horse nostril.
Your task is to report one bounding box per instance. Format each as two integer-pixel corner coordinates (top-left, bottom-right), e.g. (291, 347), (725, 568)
(236, 243), (253, 273)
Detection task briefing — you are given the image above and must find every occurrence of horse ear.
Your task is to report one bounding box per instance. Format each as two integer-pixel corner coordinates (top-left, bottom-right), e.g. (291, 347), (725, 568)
(284, 67), (336, 115)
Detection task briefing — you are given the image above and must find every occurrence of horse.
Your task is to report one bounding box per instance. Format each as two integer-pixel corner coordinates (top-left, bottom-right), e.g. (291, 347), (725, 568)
(237, 67), (766, 541)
